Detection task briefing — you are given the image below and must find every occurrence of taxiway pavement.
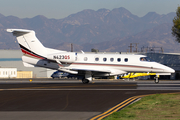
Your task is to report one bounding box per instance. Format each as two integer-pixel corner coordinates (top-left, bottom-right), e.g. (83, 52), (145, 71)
(0, 79), (180, 120)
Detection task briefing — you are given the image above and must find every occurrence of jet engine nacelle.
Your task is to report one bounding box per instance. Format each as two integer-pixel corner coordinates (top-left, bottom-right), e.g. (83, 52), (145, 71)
(47, 52), (76, 63)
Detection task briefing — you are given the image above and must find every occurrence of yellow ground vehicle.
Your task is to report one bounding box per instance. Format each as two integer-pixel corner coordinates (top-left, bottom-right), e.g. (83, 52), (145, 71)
(121, 72), (158, 79)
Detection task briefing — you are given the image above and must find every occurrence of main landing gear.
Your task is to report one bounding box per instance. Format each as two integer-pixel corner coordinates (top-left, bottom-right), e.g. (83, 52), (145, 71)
(82, 71), (92, 84)
(82, 78), (89, 84)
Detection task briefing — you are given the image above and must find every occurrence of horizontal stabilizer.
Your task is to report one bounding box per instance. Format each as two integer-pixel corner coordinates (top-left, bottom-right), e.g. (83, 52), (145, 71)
(7, 29), (32, 34)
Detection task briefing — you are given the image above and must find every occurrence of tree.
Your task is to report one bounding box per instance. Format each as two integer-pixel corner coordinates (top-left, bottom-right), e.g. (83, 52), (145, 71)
(172, 6), (180, 42)
(91, 48), (99, 52)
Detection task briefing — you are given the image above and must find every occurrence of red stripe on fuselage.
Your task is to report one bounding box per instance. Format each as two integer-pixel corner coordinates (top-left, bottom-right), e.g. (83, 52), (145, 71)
(21, 48), (44, 59)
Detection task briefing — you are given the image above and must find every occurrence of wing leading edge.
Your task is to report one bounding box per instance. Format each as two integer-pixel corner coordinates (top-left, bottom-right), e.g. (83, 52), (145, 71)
(70, 68), (126, 76)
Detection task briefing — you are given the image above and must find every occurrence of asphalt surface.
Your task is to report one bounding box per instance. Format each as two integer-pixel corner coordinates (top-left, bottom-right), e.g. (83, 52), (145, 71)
(0, 78), (180, 120)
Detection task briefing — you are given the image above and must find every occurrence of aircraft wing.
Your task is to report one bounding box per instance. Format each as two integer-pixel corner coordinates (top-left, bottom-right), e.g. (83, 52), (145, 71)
(70, 67), (126, 76)
(71, 68), (110, 73)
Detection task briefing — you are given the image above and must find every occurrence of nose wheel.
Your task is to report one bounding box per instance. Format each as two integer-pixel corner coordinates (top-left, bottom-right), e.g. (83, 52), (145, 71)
(154, 77), (159, 83)
(154, 74), (159, 84)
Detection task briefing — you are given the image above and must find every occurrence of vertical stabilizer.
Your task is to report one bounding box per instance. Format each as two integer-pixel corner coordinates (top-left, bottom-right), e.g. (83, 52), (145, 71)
(7, 29), (47, 59)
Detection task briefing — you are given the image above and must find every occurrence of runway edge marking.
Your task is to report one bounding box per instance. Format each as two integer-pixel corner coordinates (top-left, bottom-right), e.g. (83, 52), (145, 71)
(90, 92), (180, 120)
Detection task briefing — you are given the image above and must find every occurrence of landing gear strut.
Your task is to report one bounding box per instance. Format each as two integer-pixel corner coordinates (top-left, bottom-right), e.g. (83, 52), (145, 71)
(82, 71), (92, 84)
(154, 74), (159, 84)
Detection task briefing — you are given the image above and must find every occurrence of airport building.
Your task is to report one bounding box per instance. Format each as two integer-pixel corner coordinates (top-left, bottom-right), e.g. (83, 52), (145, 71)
(0, 68), (17, 78)
(0, 50), (55, 78)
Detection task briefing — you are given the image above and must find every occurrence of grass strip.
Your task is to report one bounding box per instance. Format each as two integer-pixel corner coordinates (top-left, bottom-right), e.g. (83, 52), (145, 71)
(104, 93), (180, 120)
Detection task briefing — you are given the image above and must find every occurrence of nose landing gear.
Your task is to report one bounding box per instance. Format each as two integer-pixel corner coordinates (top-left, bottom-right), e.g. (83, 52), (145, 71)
(154, 74), (159, 84)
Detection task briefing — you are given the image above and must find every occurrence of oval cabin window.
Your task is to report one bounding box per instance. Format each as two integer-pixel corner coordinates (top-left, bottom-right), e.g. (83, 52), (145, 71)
(84, 57), (88, 61)
(103, 58), (107, 62)
(110, 58), (114, 62)
(124, 58), (128, 62)
(117, 58), (121, 62)
(95, 57), (99, 61)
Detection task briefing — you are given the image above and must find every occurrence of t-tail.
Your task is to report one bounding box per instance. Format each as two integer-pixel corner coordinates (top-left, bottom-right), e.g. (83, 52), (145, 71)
(7, 29), (68, 70)
(7, 29), (47, 59)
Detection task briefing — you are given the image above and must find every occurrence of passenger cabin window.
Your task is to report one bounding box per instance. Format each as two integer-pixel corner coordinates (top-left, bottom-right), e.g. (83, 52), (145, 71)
(117, 58), (121, 62)
(103, 58), (107, 62)
(84, 57), (88, 61)
(95, 57), (99, 61)
(110, 58), (114, 62)
(140, 57), (151, 61)
(124, 58), (128, 62)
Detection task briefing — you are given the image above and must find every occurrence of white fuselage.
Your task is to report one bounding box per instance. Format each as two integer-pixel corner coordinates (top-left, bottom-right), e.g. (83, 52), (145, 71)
(46, 52), (174, 77)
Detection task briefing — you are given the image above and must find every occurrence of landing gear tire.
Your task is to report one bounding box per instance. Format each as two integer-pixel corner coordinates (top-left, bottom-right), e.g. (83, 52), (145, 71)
(154, 77), (159, 84)
(82, 79), (89, 84)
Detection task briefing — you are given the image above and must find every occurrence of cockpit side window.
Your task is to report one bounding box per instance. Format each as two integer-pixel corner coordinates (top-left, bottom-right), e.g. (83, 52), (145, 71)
(145, 57), (151, 61)
(140, 57), (151, 61)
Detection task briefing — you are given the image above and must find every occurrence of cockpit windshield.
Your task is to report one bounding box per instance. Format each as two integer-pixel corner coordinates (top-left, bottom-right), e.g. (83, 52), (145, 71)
(140, 57), (151, 62)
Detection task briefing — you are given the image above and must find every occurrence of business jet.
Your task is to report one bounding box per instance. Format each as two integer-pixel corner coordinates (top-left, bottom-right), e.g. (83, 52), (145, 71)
(7, 29), (175, 84)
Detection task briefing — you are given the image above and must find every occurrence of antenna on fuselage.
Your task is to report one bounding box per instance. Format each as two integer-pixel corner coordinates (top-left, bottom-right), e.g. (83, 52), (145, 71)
(81, 50), (85, 54)
(71, 43), (73, 52)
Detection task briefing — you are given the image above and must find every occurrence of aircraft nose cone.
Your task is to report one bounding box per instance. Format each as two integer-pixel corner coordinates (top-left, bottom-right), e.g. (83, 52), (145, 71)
(164, 66), (175, 73)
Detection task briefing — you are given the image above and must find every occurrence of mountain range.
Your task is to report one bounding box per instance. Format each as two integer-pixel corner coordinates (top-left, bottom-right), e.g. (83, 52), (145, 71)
(0, 7), (179, 52)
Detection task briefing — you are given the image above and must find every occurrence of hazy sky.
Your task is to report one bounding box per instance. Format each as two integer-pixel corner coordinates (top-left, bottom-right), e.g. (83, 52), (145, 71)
(0, 0), (179, 19)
